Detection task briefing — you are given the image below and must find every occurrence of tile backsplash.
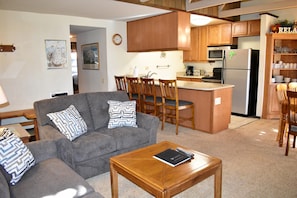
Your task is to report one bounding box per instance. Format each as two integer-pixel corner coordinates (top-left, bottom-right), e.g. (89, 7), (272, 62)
(184, 61), (222, 76)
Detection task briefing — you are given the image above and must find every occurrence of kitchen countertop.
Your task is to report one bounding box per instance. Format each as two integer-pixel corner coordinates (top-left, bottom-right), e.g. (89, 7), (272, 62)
(176, 75), (204, 79)
(176, 81), (234, 91)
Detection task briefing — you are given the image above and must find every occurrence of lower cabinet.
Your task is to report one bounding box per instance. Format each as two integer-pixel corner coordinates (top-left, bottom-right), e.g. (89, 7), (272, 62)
(262, 84), (280, 119)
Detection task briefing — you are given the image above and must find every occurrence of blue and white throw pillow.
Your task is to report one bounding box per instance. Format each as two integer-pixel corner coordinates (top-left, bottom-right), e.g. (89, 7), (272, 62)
(0, 128), (35, 185)
(47, 105), (87, 141)
(107, 100), (138, 129)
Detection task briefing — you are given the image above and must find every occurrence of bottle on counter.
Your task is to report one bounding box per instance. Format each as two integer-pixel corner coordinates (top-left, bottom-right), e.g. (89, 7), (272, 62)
(133, 66), (138, 77)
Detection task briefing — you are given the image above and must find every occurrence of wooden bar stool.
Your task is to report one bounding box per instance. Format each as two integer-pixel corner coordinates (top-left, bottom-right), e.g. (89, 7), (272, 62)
(126, 77), (142, 112)
(159, 79), (195, 135)
(276, 84), (288, 147)
(285, 90), (297, 155)
(140, 77), (162, 118)
(114, 76), (127, 91)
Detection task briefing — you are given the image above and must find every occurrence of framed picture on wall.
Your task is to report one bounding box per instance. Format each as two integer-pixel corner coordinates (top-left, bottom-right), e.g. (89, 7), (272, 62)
(45, 40), (67, 69)
(81, 43), (100, 70)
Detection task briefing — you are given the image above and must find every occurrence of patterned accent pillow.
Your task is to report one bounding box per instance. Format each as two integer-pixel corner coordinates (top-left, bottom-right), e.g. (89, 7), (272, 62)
(0, 128), (35, 185)
(47, 105), (87, 141)
(107, 100), (138, 129)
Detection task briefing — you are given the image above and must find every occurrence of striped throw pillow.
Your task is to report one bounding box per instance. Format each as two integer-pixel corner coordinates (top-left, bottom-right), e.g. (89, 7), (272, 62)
(47, 105), (87, 141)
(107, 100), (138, 129)
(0, 128), (35, 185)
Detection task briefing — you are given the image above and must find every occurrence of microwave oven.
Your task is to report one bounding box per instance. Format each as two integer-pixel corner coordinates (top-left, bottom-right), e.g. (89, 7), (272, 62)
(207, 45), (237, 61)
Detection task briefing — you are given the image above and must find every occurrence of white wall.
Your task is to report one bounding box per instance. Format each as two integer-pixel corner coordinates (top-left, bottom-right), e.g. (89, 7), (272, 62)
(0, 10), (124, 111)
(76, 28), (108, 93)
(0, 10), (183, 112)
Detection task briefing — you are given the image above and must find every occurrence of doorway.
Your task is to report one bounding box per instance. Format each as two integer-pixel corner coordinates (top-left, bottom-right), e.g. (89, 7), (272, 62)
(70, 40), (78, 94)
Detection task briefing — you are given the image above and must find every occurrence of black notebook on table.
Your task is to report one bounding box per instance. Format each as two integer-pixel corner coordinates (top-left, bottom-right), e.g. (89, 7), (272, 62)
(153, 148), (191, 167)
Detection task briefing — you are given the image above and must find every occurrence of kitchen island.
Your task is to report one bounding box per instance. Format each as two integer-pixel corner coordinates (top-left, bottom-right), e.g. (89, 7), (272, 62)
(158, 81), (234, 134)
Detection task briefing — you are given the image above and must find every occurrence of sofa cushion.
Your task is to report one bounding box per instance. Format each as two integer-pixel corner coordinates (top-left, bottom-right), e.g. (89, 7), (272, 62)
(34, 93), (95, 131)
(98, 127), (150, 150)
(47, 105), (88, 141)
(0, 128), (35, 185)
(10, 158), (96, 198)
(86, 91), (129, 130)
(71, 132), (117, 162)
(107, 100), (138, 129)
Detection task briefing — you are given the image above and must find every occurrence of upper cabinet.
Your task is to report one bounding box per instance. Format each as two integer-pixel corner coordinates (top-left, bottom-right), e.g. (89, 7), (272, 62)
(127, 11), (191, 52)
(232, 19), (260, 37)
(183, 26), (208, 62)
(207, 23), (237, 46)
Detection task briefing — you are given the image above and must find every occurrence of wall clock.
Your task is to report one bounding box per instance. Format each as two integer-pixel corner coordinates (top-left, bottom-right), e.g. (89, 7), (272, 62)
(112, 34), (122, 45)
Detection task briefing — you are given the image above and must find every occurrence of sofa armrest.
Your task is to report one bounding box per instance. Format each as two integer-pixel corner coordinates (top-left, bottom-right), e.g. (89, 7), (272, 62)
(26, 140), (57, 164)
(0, 170), (10, 198)
(136, 112), (160, 144)
(38, 125), (66, 140)
(37, 125), (75, 169)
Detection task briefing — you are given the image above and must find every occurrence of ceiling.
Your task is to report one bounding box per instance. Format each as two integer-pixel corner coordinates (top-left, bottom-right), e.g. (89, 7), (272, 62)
(1, 0), (296, 21)
(1, 0), (296, 34)
(0, 0), (170, 21)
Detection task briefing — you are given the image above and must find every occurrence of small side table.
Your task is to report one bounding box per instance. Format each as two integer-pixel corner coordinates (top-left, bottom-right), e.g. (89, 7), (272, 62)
(24, 110), (39, 141)
(0, 123), (31, 143)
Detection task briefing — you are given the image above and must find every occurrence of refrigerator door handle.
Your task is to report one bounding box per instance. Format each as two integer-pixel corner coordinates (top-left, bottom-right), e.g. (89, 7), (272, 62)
(222, 50), (226, 84)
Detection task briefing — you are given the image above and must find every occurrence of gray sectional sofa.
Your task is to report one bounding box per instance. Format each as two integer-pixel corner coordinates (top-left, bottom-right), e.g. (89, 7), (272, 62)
(33, 91), (160, 179)
(0, 140), (103, 198)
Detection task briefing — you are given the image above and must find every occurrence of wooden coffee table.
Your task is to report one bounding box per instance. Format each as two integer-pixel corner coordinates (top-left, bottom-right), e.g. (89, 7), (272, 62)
(110, 141), (222, 198)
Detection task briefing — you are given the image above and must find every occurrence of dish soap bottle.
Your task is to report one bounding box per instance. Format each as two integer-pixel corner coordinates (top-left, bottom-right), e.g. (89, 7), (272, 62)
(133, 66), (138, 77)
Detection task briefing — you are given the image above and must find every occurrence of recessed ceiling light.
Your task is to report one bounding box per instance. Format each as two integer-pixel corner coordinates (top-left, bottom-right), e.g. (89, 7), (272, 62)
(190, 14), (212, 26)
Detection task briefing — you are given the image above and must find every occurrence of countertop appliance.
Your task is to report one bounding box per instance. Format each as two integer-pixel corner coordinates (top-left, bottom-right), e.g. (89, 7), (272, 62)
(201, 67), (222, 83)
(207, 45), (237, 61)
(186, 65), (194, 76)
(223, 48), (259, 116)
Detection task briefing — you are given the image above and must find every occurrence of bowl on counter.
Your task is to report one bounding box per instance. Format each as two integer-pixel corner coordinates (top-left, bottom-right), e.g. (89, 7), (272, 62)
(284, 77), (291, 83)
(275, 75), (284, 83)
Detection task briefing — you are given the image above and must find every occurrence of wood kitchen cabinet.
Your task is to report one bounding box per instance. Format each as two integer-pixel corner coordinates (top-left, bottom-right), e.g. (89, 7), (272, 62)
(183, 26), (208, 62)
(207, 23), (237, 46)
(232, 19), (260, 37)
(127, 11), (190, 52)
(262, 33), (297, 119)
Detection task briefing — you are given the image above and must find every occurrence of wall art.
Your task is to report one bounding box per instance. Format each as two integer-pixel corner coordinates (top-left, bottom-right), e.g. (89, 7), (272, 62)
(45, 40), (67, 69)
(81, 43), (100, 70)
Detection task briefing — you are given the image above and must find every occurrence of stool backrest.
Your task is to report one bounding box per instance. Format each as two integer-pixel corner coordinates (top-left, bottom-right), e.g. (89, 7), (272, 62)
(114, 76), (127, 91)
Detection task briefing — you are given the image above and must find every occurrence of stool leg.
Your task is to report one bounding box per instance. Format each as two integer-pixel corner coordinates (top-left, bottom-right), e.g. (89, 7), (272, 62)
(278, 113), (286, 147)
(285, 134), (290, 156)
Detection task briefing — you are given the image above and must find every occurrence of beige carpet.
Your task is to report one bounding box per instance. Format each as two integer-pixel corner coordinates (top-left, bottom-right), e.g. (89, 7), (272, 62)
(86, 118), (297, 198)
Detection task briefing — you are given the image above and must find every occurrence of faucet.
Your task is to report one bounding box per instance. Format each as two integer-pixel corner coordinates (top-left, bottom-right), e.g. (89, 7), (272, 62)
(145, 71), (157, 78)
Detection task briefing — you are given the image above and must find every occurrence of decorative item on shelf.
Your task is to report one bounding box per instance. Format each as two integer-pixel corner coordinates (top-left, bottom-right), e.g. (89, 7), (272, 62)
(270, 19), (297, 33)
(0, 45), (16, 52)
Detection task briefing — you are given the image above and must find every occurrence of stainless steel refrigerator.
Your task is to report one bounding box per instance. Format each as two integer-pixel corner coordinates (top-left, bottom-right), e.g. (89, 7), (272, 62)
(223, 48), (259, 116)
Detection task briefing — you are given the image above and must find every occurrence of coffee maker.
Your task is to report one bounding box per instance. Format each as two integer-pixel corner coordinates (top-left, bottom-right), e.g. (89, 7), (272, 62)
(186, 66), (194, 76)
